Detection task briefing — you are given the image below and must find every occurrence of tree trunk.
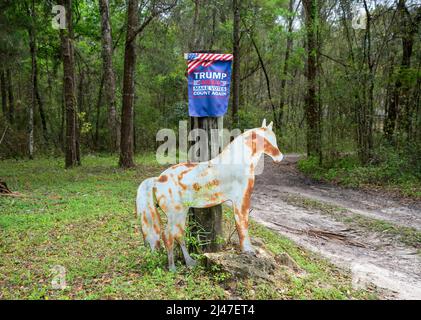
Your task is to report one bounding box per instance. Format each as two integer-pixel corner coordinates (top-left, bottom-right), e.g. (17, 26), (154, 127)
(385, 0), (415, 142)
(99, 0), (120, 153)
(248, 31), (277, 127)
(35, 64), (48, 142)
(277, 0), (295, 129)
(119, 0), (138, 168)
(60, 0), (79, 168)
(189, 116), (224, 252)
(189, 0), (200, 50)
(6, 69), (14, 124)
(0, 70), (6, 118)
(232, 0), (240, 123)
(95, 74), (104, 150)
(303, 0), (321, 159)
(28, 0), (36, 159)
(357, 0), (374, 164)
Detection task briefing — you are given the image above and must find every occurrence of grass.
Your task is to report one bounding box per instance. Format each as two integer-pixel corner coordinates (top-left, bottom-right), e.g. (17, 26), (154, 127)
(282, 194), (421, 249)
(0, 155), (376, 299)
(297, 155), (421, 199)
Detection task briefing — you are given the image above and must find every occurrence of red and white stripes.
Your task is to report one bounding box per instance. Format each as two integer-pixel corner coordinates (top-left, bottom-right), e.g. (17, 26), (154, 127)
(187, 53), (233, 74)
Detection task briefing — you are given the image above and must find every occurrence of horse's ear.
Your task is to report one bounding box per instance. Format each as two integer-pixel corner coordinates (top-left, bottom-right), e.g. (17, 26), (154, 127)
(268, 121), (273, 130)
(262, 119), (267, 127)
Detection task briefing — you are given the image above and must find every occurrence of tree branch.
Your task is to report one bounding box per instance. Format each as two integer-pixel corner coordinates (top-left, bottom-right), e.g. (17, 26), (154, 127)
(127, 1), (177, 45)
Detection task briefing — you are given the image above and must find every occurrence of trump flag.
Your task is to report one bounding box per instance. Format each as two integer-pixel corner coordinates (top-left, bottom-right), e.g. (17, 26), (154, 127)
(186, 53), (233, 117)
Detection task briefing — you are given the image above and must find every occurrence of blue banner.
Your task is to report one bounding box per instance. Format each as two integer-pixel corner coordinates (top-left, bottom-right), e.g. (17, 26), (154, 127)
(187, 53), (233, 117)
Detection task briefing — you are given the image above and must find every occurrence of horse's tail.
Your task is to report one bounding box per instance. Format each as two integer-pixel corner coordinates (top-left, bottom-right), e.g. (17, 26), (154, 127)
(136, 177), (162, 251)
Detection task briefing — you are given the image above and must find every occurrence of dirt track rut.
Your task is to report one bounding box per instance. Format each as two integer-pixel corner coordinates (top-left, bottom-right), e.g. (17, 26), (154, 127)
(252, 154), (421, 299)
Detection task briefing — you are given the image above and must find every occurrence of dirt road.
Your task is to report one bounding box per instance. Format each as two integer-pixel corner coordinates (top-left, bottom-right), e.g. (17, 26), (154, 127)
(252, 154), (421, 299)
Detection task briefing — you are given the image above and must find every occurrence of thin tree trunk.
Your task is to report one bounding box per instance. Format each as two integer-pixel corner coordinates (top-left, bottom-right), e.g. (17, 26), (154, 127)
(27, 1), (48, 144)
(119, 0), (139, 168)
(277, 0), (295, 129)
(247, 29), (277, 127)
(0, 70), (6, 117)
(95, 74), (105, 150)
(35, 64), (48, 141)
(99, 0), (120, 153)
(357, 0), (373, 163)
(6, 69), (14, 124)
(190, 0), (200, 50)
(232, 0), (240, 123)
(303, 0), (321, 158)
(28, 0), (36, 159)
(60, 0), (79, 168)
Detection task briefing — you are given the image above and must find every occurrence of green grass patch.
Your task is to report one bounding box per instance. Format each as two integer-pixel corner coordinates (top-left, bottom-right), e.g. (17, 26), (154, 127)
(0, 155), (376, 299)
(297, 154), (421, 199)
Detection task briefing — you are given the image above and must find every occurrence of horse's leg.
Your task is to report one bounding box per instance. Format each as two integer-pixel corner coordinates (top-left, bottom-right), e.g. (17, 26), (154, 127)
(232, 202), (255, 254)
(173, 210), (197, 267)
(163, 216), (176, 272)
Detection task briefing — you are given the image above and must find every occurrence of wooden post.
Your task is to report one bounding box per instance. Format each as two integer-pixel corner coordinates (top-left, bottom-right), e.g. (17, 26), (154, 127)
(189, 116), (224, 252)
(186, 49), (231, 252)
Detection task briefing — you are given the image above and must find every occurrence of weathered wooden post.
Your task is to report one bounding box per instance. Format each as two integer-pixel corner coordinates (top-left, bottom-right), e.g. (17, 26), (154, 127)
(189, 116), (224, 252)
(186, 51), (233, 252)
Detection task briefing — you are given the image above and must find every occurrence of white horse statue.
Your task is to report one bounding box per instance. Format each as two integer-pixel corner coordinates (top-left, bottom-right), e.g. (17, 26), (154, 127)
(136, 119), (283, 271)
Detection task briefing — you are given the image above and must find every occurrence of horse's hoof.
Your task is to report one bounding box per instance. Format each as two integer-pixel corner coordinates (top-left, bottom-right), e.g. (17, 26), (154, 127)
(242, 246), (256, 256)
(169, 265), (177, 272)
(186, 258), (197, 268)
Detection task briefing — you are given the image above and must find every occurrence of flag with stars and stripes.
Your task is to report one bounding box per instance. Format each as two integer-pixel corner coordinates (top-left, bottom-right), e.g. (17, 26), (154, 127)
(186, 52), (233, 117)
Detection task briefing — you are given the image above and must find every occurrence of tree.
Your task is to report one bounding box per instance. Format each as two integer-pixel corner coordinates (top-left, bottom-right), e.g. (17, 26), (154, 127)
(385, 0), (417, 142)
(99, 0), (120, 152)
(232, 0), (240, 123)
(277, 0), (296, 130)
(60, 0), (80, 168)
(6, 69), (14, 124)
(303, 0), (321, 159)
(119, 0), (177, 168)
(0, 70), (6, 118)
(119, 0), (139, 168)
(27, 0), (36, 159)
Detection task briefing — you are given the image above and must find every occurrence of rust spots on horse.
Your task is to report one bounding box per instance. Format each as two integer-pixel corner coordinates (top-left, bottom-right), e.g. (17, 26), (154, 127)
(158, 175), (168, 183)
(193, 182), (201, 191)
(206, 179), (219, 188)
(241, 178), (254, 223)
(171, 162), (198, 169)
(234, 207), (246, 246)
(142, 212), (149, 226)
(245, 131), (280, 158)
(155, 240), (161, 249)
(264, 138), (281, 157)
(177, 169), (191, 190)
(245, 131), (258, 155)
(209, 192), (222, 202)
(176, 223), (184, 236)
(153, 223), (160, 235)
(245, 131), (267, 156)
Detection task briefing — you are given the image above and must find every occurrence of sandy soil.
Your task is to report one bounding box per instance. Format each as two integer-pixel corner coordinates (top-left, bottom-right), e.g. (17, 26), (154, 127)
(252, 154), (421, 299)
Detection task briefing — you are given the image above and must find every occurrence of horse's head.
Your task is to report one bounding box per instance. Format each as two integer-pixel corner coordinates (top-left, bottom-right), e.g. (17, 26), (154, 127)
(261, 119), (284, 163)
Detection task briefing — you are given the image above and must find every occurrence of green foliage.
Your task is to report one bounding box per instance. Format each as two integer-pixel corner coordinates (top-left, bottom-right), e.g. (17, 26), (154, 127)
(298, 144), (421, 198)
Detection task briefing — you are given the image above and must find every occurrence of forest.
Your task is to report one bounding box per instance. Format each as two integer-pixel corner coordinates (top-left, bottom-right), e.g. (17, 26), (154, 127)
(0, 0), (421, 300)
(0, 0), (419, 183)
